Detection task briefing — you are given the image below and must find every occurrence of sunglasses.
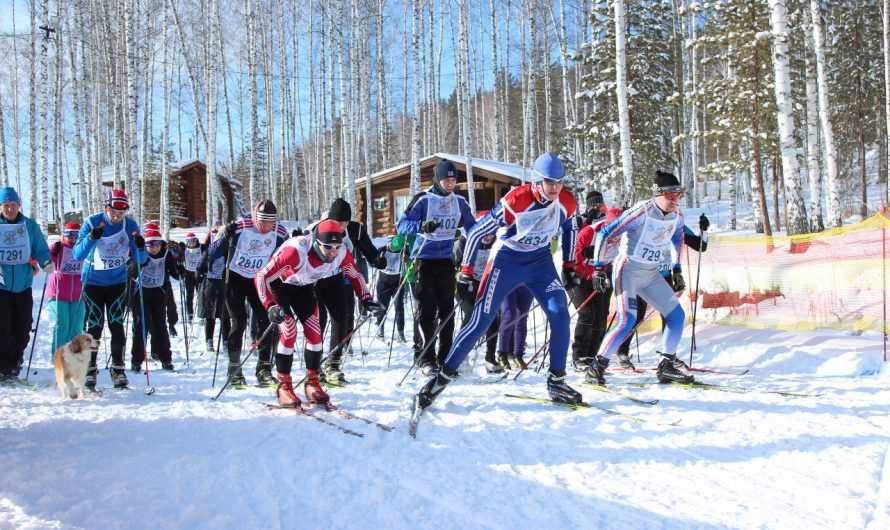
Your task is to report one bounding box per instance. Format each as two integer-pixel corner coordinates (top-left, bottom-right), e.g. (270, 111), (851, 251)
(319, 242), (342, 251)
(541, 177), (563, 186)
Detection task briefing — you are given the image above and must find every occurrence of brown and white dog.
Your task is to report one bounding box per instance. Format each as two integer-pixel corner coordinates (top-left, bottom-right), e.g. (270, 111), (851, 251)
(54, 333), (97, 399)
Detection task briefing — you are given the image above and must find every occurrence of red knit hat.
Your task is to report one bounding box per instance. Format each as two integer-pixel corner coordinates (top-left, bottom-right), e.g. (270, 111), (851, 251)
(185, 232), (197, 240)
(143, 222), (160, 232)
(63, 222), (81, 236)
(105, 189), (129, 210)
(144, 230), (163, 243)
(313, 219), (344, 244)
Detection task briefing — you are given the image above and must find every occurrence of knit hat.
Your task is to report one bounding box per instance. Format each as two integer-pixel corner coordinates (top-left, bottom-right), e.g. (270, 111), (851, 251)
(652, 170), (683, 195)
(63, 222), (81, 237)
(532, 152), (566, 181)
(0, 186), (22, 205)
(185, 232), (197, 240)
(105, 189), (129, 210)
(312, 219), (345, 263)
(435, 160), (458, 182)
(585, 190), (604, 209)
(143, 222), (160, 232)
(253, 199), (278, 222)
(144, 229), (163, 244)
(328, 198), (352, 222)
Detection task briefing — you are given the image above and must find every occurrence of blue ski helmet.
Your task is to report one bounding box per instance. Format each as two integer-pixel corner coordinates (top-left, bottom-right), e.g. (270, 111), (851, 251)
(532, 152), (566, 182)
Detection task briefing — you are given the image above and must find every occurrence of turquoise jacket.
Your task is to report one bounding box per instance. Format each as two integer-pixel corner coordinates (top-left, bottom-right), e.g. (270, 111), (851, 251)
(0, 213), (51, 293)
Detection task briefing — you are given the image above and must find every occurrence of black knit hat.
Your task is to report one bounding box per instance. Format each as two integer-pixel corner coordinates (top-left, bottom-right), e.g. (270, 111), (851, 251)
(652, 171), (683, 195)
(327, 198), (352, 222)
(435, 160), (458, 181)
(585, 190), (604, 209)
(314, 219), (345, 245)
(253, 199), (278, 222)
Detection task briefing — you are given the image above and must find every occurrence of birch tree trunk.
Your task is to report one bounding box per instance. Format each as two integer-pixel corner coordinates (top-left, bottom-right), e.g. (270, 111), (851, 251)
(459, 0), (476, 211)
(124, 0), (141, 224)
(247, 0), (261, 204)
(410, 0), (421, 196)
(805, 22), (824, 232)
(768, 0), (807, 235)
(67, 2), (87, 217)
(10, 1), (21, 191)
(160, 0), (170, 231)
(809, 0), (841, 227)
(0, 92), (8, 187)
(206, 0), (221, 226)
(490, 0), (502, 161)
(37, 0), (50, 231)
(885, 0), (890, 206)
(614, 0), (634, 203)
(376, 0), (388, 168)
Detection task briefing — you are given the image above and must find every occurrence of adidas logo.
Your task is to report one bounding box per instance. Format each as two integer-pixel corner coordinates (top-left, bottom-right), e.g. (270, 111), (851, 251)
(545, 279), (563, 293)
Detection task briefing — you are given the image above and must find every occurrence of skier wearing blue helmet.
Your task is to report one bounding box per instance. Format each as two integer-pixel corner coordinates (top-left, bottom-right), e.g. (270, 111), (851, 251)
(411, 152), (583, 423)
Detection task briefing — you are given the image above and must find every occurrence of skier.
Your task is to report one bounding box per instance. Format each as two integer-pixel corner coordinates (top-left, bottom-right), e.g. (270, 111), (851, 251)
(453, 222), (501, 373)
(374, 231), (407, 343)
(582, 170), (693, 386)
(198, 226), (229, 353)
(414, 152), (582, 412)
(396, 159), (476, 375)
(614, 213), (711, 368)
(312, 198), (386, 384)
(180, 232), (202, 323)
(570, 191), (621, 371)
(74, 189), (147, 390)
(129, 230), (180, 372)
(208, 199), (288, 388)
(254, 220), (385, 408)
(48, 223), (86, 354)
(0, 187), (52, 383)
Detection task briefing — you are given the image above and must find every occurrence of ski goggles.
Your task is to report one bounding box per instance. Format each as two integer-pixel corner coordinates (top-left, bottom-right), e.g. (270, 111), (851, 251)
(146, 241), (164, 248)
(652, 184), (684, 198)
(319, 242), (342, 251)
(541, 177), (564, 186)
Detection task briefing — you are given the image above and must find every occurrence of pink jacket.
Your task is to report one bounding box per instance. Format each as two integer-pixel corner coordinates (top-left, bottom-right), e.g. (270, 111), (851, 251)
(47, 240), (84, 303)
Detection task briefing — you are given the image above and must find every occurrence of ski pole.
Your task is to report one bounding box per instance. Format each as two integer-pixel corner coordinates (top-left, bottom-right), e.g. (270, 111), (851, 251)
(689, 226), (705, 367)
(133, 236), (153, 395)
(178, 277), (190, 366)
(513, 288), (598, 381)
(396, 302), (458, 387)
(212, 320), (277, 400)
(364, 238), (426, 353)
(24, 274), (48, 382)
(385, 281), (401, 368)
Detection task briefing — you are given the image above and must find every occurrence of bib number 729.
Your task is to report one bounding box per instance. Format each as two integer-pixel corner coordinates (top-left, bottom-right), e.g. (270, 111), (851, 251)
(640, 248), (663, 262)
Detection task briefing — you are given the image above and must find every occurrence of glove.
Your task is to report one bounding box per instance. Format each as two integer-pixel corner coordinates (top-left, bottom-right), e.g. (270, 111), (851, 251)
(50, 242), (62, 258)
(699, 214), (710, 232)
(43, 262), (55, 274)
(581, 246), (595, 260)
(420, 220), (439, 234)
(361, 298), (386, 318)
(373, 248), (388, 269)
(457, 271), (476, 303)
(224, 222), (237, 240)
(89, 223), (105, 240)
(268, 305), (287, 324)
(561, 265), (580, 290)
(591, 265), (611, 293)
(671, 269), (686, 292)
(133, 234), (146, 250)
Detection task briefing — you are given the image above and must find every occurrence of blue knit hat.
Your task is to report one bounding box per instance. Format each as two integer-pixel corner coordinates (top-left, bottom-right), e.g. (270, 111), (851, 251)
(0, 187), (22, 205)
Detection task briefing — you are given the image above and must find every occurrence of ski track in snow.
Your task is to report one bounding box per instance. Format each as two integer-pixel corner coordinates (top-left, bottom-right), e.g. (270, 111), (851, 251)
(1, 273), (888, 529)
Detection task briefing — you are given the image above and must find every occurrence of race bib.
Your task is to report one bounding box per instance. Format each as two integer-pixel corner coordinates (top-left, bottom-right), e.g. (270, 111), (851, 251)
(421, 193), (461, 242)
(184, 246), (203, 271)
(59, 246), (83, 276)
(140, 256), (166, 288)
(503, 202), (560, 252)
(229, 227), (277, 278)
(92, 230), (129, 271)
(630, 216), (677, 266)
(0, 224), (31, 265)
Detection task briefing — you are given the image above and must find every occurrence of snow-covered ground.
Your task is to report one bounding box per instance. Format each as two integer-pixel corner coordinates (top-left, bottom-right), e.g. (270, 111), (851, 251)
(1, 271), (888, 530)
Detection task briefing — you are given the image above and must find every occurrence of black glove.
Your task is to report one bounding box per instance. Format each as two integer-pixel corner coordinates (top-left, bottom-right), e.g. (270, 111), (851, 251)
(373, 248), (388, 269)
(671, 269), (686, 292)
(133, 234), (146, 250)
(456, 273), (477, 303)
(420, 220), (439, 234)
(361, 298), (386, 318)
(268, 305), (287, 324)
(50, 242), (62, 258)
(561, 266), (580, 290)
(591, 265), (611, 293)
(581, 246), (595, 260)
(699, 213), (710, 232)
(89, 225), (104, 240)
(224, 222), (237, 240)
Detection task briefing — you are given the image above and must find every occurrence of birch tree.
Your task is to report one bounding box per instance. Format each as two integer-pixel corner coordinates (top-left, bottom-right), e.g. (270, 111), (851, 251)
(614, 0), (634, 203)
(810, 0), (841, 227)
(768, 0), (808, 235)
(410, 0), (421, 196)
(459, 0), (476, 212)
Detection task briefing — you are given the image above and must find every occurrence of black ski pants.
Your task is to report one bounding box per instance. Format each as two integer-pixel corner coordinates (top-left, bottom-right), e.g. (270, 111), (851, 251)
(131, 286), (172, 364)
(570, 279), (612, 363)
(83, 282), (128, 370)
(315, 273), (355, 368)
(0, 288), (34, 377)
(225, 272), (273, 366)
(415, 259), (457, 366)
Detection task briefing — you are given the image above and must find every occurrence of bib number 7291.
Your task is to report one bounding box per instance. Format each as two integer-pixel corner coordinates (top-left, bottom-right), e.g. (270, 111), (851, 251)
(0, 249), (23, 262)
(640, 248), (663, 262)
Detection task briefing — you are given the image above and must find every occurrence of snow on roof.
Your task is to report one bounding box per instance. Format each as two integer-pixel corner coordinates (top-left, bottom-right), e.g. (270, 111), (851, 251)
(354, 153), (533, 186)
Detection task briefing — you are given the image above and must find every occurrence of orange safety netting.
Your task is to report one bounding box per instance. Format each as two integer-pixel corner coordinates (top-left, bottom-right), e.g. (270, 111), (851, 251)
(674, 213), (889, 334)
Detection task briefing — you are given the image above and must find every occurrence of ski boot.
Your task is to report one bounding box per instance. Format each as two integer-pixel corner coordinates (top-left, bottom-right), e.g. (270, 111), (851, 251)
(131, 361), (143, 373)
(584, 355), (610, 386)
(574, 357), (593, 372)
(276, 373), (302, 408)
(323, 358), (346, 385)
(85, 366), (98, 391)
(397, 332), (407, 344)
(205, 340), (215, 353)
(510, 355), (527, 370)
(547, 370), (582, 405)
(168, 324), (178, 337)
(110, 367), (129, 389)
(497, 351), (512, 371)
(669, 354), (689, 371)
(484, 351), (505, 374)
(161, 361), (175, 371)
(255, 362), (278, 387)
(416, 366), (457, 410)
(304, 369), (330, 406)
(420, 361), (438, 377)
(227, 363), (248, 389)
(657, 353), (694, 384)
(617, 352), (636, 370)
